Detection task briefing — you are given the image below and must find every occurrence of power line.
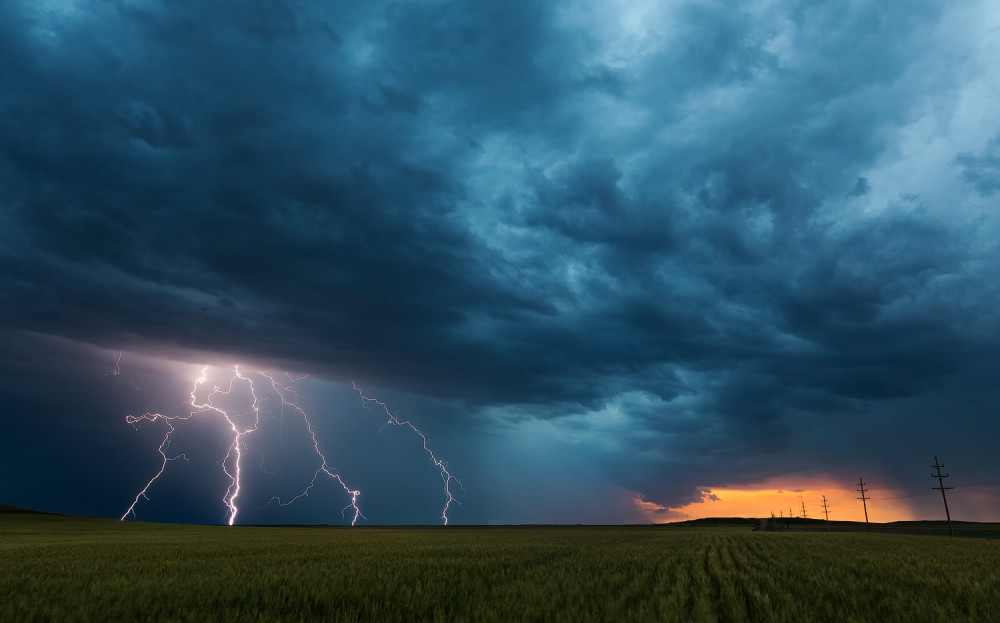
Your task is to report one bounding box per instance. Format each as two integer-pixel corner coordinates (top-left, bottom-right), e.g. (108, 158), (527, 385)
(939, 431), (1000, 462)
(947, 449), (1000, 467)
(949, 457), (1000, 474)
(864, 472), (930, 490)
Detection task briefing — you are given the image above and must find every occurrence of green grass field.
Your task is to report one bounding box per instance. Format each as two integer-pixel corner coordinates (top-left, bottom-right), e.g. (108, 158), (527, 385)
(3, 511), (999, 622)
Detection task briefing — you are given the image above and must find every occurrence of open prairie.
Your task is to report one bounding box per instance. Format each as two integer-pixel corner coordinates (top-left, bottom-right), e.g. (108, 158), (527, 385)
(3, 511), (999, 622)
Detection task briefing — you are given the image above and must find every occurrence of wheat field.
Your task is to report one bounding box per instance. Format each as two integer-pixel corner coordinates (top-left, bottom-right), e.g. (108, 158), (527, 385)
(2, 511), (998, 622)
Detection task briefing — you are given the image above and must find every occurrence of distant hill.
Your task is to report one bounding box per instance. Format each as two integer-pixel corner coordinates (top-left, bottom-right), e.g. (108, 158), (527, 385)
(0, 505), (61, 515)
(665, 517), (760, 527)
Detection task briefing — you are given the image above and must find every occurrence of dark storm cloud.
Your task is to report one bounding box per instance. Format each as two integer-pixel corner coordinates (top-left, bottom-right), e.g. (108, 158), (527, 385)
(0, 0), (527, 388)
(957, 133), (1000, 197)
(2, 0), (998, 515)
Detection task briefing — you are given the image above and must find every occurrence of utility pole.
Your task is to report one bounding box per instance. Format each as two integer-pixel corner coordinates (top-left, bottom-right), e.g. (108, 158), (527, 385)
(931, 456), (955, 537)
(857, 477), (870, 533)
(799, 495), (808, 527)
(789, 506), (795, 531)
(779, 508), (783, 530)
(821, 495), (831, 532)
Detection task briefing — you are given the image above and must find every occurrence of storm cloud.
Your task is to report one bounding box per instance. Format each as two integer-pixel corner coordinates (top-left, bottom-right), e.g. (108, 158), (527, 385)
(2, 0), (999, 522)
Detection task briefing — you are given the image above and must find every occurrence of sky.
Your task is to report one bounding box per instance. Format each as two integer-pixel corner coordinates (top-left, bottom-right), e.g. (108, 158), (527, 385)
(2, 0), (1000, 526)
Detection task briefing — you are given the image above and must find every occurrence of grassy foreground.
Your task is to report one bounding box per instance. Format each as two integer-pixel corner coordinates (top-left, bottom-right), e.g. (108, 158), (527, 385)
(3, 513), (999, 622)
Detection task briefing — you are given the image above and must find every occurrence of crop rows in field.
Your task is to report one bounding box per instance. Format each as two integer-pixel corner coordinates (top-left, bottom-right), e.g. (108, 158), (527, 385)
(3, 514), (999, 622)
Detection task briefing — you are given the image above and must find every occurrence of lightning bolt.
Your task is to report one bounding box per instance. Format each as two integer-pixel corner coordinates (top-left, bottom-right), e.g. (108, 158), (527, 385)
(120, 364), (457, 526)
(121, 366), (362, 525)
(352, 383), (461, 525)
(261, 373), (362, 526)
(106, 351), (122, 376)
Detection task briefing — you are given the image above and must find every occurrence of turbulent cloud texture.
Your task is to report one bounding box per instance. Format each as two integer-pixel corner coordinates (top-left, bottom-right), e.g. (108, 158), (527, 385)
(1, 0), (999, 522)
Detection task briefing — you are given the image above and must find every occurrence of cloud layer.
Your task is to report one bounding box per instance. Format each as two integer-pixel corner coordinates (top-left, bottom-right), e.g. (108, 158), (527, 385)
(2, 0), (999, 518)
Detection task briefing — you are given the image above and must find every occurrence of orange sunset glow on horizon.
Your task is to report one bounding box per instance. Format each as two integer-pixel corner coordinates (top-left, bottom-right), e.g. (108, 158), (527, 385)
(635, 475), (920, 524)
